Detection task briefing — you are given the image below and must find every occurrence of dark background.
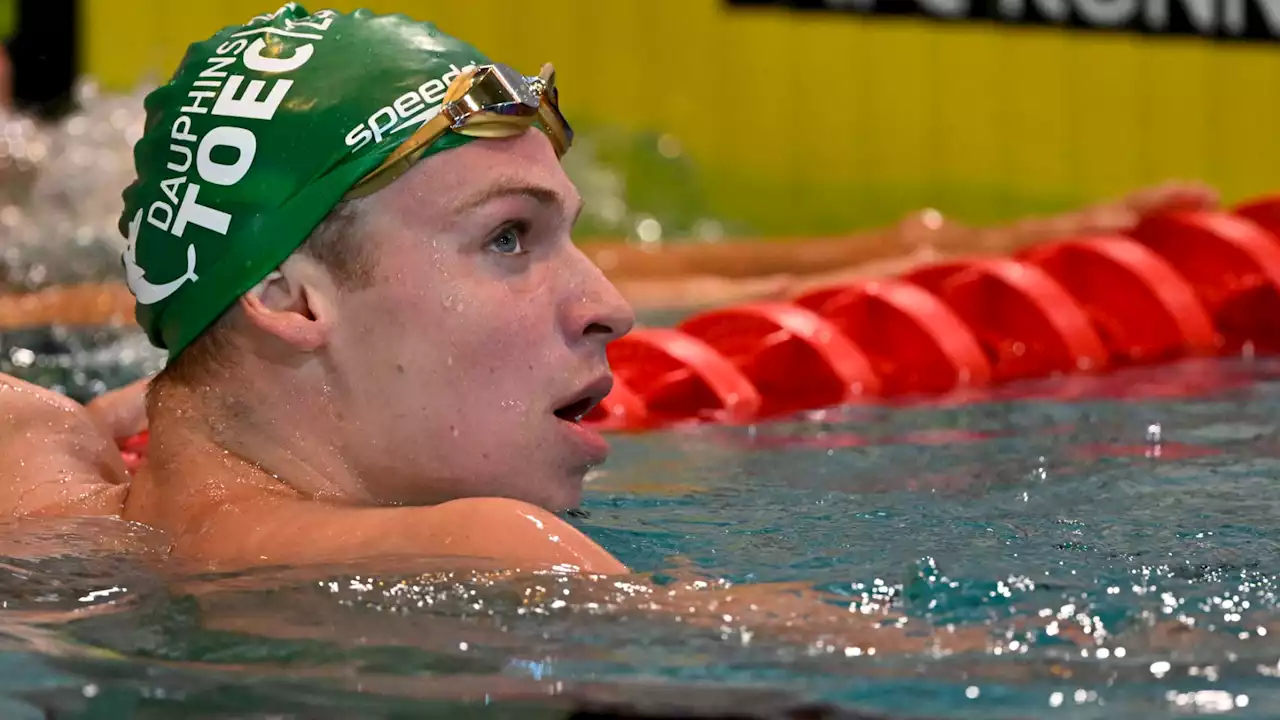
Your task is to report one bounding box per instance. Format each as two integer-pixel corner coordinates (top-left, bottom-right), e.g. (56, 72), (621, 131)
(5, 0), (79, 119)
(727, 0), (1280, 43)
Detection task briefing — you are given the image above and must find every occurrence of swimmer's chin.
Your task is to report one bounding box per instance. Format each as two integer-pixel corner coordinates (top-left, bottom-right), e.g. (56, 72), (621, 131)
(538, 482), (585, 514)
(535, 473), (588, 513)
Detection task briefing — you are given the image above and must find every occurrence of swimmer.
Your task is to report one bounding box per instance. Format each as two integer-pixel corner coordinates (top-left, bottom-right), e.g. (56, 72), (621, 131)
(3, 6), (644, 573)
(0, 6), (1228, 569)
(0, 8), (915, 583)
(0, 8), (1243, 659)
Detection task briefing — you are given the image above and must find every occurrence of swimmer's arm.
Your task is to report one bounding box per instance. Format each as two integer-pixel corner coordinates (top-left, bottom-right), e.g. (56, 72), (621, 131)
(84, 376), (150, 441)
(612, 252), (947, 311)
(638, 579), (993, 655)
(0, 374), (129, 517)
(187, 493), (995, 653)
(0, 282), (136, 330)
(187, 498), (986, 653)
(182, 496), (630, 575)
(591, 181), (1218, 286)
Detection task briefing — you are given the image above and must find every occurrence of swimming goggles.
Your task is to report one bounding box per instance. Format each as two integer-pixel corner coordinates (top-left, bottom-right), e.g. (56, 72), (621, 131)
(344, 62), (573, 200)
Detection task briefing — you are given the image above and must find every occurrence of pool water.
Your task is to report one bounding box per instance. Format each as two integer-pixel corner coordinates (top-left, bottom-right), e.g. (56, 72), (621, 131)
(5, 327), (1280, 718)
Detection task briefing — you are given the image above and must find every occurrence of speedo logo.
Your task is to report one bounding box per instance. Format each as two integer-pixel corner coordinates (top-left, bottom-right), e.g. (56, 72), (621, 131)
(344, 62), (477, 153)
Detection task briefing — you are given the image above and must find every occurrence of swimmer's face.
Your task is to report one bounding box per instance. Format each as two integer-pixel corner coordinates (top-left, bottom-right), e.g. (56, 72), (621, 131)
(327, 130), (634, 509)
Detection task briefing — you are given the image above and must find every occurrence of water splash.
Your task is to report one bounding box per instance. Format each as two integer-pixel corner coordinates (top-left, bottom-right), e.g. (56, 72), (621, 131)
(1, 80), (151, 294)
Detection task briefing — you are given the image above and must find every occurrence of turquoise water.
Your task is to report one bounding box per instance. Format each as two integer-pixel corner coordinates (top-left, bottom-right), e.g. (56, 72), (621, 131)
(5, 327), (1280, 718)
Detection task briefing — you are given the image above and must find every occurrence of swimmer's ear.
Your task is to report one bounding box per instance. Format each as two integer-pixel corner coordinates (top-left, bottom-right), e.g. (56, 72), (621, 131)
(237, 258), (335, 353)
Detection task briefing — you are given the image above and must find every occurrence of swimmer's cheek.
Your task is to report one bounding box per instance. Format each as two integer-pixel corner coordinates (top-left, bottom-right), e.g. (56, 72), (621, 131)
(428, 497), (630, 576)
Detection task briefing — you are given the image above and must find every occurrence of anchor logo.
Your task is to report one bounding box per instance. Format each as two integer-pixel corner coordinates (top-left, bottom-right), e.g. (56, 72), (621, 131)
(122, 209), (200, 305)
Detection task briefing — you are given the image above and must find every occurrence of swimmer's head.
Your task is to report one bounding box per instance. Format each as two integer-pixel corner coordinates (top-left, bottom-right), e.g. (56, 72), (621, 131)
(122, 4), (497, 355)
(125, 5), (634, 509)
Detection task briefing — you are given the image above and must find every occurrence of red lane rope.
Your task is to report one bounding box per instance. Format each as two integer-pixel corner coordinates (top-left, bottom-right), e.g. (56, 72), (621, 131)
(1018, 236), (1218, 363)
(1129, 210), (1280, 353)
(904, 257), (1110, 383)
(677, 302), (881, 418)
(796, 278), (991, 397)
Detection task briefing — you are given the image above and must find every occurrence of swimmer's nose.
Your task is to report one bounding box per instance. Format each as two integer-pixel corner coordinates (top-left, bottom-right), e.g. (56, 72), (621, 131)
(564, 248), (635, 347)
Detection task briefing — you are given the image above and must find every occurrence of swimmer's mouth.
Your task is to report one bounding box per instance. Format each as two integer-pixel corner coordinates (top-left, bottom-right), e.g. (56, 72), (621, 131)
(553, 377), (613, 424)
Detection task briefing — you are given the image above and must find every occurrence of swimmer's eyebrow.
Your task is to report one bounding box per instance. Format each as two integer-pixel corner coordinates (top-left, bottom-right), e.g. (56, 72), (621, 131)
(453, 183), (585, 222)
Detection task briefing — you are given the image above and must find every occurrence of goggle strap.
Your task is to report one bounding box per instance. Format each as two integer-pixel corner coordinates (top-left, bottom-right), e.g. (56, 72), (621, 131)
(444, 66), (480, 105)
(537, 102), (570, 157)
(536, 63), (556, 93)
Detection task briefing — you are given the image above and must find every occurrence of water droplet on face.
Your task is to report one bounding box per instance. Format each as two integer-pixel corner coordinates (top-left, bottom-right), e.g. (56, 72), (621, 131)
(451, 425), (460, 437)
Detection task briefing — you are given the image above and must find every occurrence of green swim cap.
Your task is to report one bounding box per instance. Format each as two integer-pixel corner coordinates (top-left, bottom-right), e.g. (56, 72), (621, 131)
(120, 4), (492, 357)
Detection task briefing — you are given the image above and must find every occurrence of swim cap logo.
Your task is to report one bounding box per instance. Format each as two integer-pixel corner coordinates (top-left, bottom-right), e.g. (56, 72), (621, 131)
(342, 62), (479, 153)
(124, 209), (199, 304)
(126, 7), (337, 302)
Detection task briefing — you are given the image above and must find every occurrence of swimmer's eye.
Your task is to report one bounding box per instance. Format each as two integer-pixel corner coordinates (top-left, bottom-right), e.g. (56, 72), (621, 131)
(487, 222), (530, 256)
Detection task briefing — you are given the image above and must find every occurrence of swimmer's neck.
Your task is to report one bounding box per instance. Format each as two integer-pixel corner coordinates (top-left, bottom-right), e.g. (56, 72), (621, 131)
(123, 378), (374, 557)
(134, 379), (369, 508)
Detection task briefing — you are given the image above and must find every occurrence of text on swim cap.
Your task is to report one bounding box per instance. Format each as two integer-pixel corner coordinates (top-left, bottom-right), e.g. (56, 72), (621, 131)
(145, 10), (337, 239)
(342, 62), (479, 153)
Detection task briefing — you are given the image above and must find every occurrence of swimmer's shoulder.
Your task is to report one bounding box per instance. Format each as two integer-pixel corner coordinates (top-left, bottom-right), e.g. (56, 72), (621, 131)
(0, 373), (129, 517)
(418, 497), (629, 575)
(181, 494), (629, 576)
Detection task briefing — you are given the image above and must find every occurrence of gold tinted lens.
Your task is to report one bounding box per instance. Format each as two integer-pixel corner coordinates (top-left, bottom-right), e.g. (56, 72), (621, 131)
(450, 64), (549, 141)
(455, 111), (538, 139)
(452, 64), (540, 123)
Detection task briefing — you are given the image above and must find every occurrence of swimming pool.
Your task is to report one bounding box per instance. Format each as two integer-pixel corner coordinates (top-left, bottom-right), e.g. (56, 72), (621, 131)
(3, 325), (1280, 718)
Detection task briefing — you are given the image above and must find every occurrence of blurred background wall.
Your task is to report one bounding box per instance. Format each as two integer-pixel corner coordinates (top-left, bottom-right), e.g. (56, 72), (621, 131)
(40, 0), (1280, 237)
